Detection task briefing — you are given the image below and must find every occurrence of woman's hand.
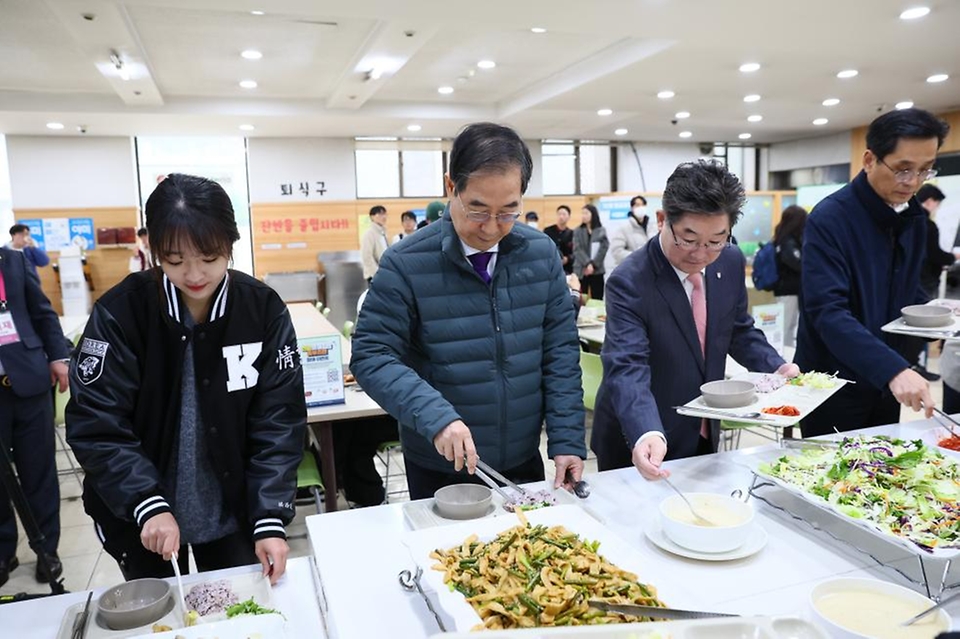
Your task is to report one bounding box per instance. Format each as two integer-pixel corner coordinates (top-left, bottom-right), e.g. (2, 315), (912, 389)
(140, 512), (180, 560)
(255, 537), (290, 585)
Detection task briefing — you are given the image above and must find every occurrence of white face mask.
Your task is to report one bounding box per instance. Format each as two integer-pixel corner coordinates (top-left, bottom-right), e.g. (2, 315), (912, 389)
(632, 206), (646, 216)
(527, 221), (539, 229)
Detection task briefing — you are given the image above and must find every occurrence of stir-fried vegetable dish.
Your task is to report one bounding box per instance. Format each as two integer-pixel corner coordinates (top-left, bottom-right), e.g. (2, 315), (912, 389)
(760, 435), (960, 550)
(430, 520), (666, 629)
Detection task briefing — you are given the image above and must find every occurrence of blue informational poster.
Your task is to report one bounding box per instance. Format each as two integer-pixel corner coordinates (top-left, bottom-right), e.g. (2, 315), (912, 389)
(16, 217), (97, 250)
(596, 196), (632, 222)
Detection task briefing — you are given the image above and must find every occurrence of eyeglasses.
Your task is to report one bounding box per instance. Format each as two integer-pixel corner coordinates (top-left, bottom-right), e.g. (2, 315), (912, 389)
(456, 194), (522, 224)
(669, 223), (730, 253)
(877, 158), (938, 184)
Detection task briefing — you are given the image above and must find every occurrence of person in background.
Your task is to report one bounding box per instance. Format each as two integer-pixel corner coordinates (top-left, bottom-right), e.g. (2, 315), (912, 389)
(417, 201), (445, 231)
(940, 339), (960, 414)
(525, 211), (540, 229)
(795, 108), (950, 437)
(66, 174), (306, 584)
(129, 227), (151, 273)
(917, 184), (953, 299)
(0, 247), (71, 587)
(393, 211), (418, 245)
(573, 204), (609, 300)
(351, 122), (585, 500)
(360, 205), (388, 283)
(610, 195), (650, 268)
(771, 205), (807, 348)
(544, 205), (574, 275)
(591, 161), (797, 478)
(7, 225), (50, 274)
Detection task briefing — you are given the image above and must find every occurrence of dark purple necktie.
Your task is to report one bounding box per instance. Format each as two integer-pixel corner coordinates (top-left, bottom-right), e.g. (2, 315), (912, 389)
(468, 251), (493, 284)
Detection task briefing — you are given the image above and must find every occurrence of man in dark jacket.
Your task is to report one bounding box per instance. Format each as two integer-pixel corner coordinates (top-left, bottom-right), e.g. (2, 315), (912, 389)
(796, 108), (950, 437)
(917, 184), (953, 298)
(0, 247), (70, 586)
(544, 205), (575, 274)
(351, 123), (586, 500)
(591, 161), (796, 479)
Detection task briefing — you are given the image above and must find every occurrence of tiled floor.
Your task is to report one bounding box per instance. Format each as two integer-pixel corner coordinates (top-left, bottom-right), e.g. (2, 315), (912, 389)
(0, 356), (945, 597)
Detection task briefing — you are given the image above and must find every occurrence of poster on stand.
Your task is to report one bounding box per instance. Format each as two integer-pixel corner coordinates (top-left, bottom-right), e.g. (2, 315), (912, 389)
(752, 302), (785, 356)
(298, 335), (345, 407)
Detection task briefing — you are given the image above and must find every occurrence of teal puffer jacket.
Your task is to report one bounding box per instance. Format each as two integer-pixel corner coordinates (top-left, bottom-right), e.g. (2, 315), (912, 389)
(350, 211), (586, 473)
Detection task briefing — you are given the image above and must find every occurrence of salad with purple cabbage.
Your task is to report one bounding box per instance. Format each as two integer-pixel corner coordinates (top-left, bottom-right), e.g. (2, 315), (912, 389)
(760, 435), (960, 551)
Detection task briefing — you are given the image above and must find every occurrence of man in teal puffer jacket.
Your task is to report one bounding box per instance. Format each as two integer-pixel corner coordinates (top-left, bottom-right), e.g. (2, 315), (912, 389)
(351, 122), (586, 500)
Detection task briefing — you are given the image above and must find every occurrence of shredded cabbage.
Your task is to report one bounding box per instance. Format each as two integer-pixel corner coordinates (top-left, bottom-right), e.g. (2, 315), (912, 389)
(759, 435), (960, 550)
(787, 371), (839, 389)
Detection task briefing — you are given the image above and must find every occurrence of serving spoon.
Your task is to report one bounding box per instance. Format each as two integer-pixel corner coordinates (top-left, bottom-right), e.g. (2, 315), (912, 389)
(900, 590), (960, 626)
(661, 476), (718, 527)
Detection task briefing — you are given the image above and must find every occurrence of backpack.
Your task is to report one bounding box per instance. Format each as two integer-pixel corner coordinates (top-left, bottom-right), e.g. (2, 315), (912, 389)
(751, 242), (779, 291)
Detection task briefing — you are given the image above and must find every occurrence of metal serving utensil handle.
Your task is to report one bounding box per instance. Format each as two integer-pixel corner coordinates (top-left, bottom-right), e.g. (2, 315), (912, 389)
(476, 458), (528, 496)
(398, 568), (447, 632)
(900, 590), (960, 626)
(473, 466), (513, 502)
(661, 476), (716, 526)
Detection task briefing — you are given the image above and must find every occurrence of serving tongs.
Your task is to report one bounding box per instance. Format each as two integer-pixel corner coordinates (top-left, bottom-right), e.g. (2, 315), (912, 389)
(398, 567), (446, 632)
(475, 458), (591, 500)
(781, 437), (842, 450)
(928, 404), (960, 439)
(70, 592), (93, 639)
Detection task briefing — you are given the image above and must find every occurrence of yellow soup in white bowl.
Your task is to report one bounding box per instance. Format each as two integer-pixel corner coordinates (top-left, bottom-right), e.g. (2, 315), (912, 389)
(658, 493), (754, 553)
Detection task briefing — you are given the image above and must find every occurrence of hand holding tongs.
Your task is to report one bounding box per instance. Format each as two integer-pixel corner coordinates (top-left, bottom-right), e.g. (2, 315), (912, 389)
(473, 458), (528, 500)
(926, 402), (960, 438)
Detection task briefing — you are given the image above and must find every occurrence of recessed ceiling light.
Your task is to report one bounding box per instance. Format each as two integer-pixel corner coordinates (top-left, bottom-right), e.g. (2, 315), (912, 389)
(822, 98), (840, 106)
(675, 111), (690, 119)
(614, 128), (628, 136)
(241, 49), (262, 60)
(530, 27), (547, 34)
(896, 101), (914, 110)
(900, 6), (930, 20)
(678, 131), (693, 139)
(747, 114), (763, 123)
(813, 118), (829, 126)
(46, 122), (64, 130)
(597, 108), (613, 116)
(743, 94), (761, 103)
(927, 73), (949, 83)
(239, 124), (255, 131)
(477, 60), (496, 69)
(250, 10), (264, 16)
(239, 79), (258, 89)
(837, 69), (858, 79)
(657, 90), (675, 99)
(738, 133), (752, 140)
(407, 124), (422, 132)
(437, 86), (454, 95)
(739, 62), (761, 73)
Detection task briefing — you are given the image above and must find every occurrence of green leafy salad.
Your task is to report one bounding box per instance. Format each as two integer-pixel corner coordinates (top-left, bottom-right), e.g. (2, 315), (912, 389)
(759, 435), (960, 550)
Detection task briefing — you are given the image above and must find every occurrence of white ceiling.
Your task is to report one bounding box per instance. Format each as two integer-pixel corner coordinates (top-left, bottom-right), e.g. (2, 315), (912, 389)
(0, 0), (958, 144)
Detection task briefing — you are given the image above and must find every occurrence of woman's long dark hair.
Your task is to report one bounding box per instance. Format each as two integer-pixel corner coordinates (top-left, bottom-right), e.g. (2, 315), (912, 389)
(583, 204), (603, 230)
(774, 205), (807, 245)
(146, 173), (240, 262)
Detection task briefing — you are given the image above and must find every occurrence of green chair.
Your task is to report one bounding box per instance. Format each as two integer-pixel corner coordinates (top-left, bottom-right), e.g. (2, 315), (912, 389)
(579, 351), (603, 412)
(342, 320), (355, 338)
(376, 440), (404, 503)
(296, 449), (325, 514)
(322, 307), (332, 318)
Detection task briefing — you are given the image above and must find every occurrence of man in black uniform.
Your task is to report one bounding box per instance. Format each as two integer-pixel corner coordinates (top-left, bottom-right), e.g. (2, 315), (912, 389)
(0, 246), (70, 586)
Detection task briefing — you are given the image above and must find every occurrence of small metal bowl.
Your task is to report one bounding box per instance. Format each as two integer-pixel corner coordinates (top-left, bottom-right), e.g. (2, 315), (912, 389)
(901, 304), (953, 328)
(434, 484), (493, 520)
(700, 380), (756, 408)
(97, 578), (171, 630)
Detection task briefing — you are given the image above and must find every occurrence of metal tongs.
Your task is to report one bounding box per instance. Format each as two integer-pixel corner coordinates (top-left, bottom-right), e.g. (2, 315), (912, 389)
(928, 403), (960, 439)
(474, 458), (590, 500)
(399, 567), (447, 632)
(71, 592), (93, 639)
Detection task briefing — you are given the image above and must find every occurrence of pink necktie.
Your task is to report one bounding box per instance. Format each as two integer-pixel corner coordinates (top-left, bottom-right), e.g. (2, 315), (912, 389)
(688, 272), (709, 439)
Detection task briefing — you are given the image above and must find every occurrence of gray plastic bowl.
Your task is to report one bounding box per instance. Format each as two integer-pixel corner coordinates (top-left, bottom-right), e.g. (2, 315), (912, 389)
(434, 484), (493, 520)
(901, 304), (953, 328)
(97, 578), (171, 630)
(700, 380), (756, 408)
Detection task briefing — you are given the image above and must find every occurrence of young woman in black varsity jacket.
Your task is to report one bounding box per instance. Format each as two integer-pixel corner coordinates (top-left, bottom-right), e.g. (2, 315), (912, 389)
(66, 174), (306, 583)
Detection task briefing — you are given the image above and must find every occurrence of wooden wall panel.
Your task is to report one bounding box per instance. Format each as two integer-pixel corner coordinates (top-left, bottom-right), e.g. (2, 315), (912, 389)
(13, 207), (139, 315)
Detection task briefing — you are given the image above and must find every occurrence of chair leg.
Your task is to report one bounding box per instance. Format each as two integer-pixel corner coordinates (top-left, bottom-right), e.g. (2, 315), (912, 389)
(312, 486), (323, 514)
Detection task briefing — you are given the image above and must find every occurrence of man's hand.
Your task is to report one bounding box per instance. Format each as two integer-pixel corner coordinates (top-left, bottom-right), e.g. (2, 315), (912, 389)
(553, 455), (584, 489)
(632, 436), (669, 481)
(889, 368), (934, 417)
(583, 263), (595, 277)
(565, 274), (581, 292)
(50, 361), (69, 393)
(255, 538), (289, 585)
(776, 362), (800, 379)
(140, 512), (180, 560)
(433, 420), (477, 473)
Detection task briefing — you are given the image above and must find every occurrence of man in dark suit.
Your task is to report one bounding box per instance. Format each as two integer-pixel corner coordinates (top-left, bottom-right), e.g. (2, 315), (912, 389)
(0, 247), (70, 586)
(591, 161), (798, 479)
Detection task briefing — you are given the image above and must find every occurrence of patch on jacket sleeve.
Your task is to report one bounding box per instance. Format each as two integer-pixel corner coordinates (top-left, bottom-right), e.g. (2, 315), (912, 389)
(77, 338), (110, 385)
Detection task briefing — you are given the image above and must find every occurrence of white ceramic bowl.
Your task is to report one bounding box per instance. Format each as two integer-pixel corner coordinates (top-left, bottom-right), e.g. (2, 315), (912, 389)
(658, 493), (754, 553)
(809, 577), (951, 638)
(901, 304), (953, 327)
(433, 484), (492, 519)
(700, 380), (756, 408)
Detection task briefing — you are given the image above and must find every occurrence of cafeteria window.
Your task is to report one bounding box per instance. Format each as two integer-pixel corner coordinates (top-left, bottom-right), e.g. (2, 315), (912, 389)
(542, 142), (613, 195)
